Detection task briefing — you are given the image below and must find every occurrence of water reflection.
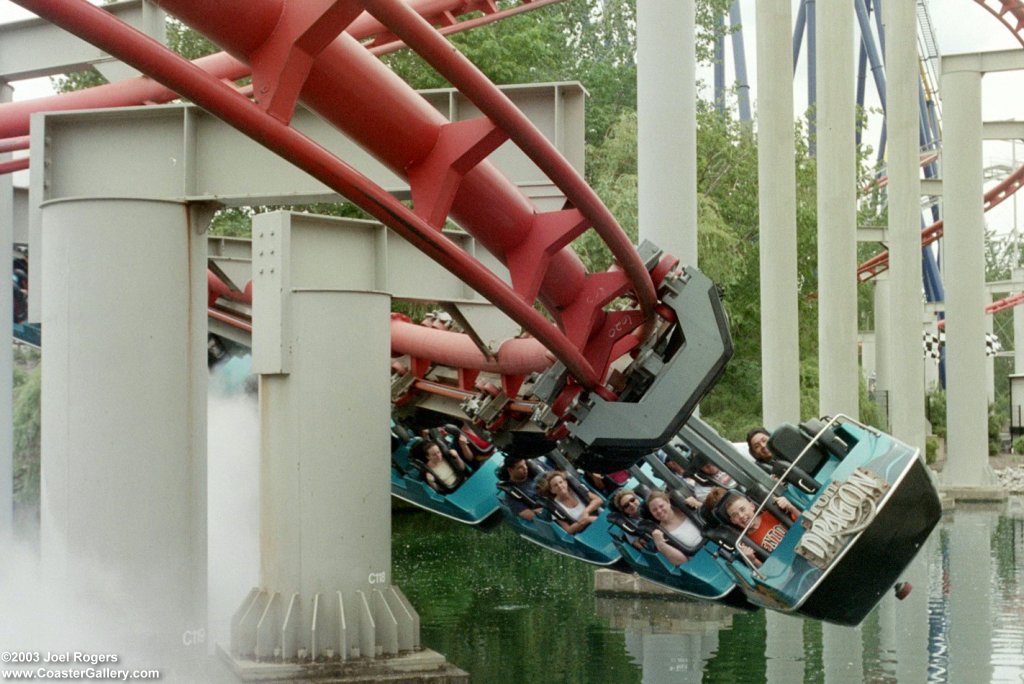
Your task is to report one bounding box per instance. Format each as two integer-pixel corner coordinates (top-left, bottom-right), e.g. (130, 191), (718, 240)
(595, 597), (734, 683)
(391, 497), (1024, 683)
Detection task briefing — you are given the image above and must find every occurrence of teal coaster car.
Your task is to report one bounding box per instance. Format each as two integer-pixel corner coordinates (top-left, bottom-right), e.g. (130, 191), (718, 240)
(608, 524), (753, 609)
(496, 458), (622, 566)
(604, 455), (755, 610)
(391, 425), (502, 526)
(497, 501), (623, 566)
(702, 416), (942, 625)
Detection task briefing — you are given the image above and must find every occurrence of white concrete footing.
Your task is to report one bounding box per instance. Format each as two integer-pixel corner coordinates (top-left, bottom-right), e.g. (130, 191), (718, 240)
(225, 212), (451, 680)
(217, 643), (467, 683)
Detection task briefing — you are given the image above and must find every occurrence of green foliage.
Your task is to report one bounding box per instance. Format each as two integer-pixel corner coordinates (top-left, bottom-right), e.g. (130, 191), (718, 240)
(209, 207), (254, 237)
(858, 373), (886, 430)
(1014, 437), (1024, 455)
(798, 357), (820, 422)
(925, 436), (940, 465)
(573, 110), (638, 271)
(51, 17), (221, 95)
(51, 68), (106, 95)
(166, 18), (220, 60)
(927, 388), (947, 439)
(13, 352), (41, 507)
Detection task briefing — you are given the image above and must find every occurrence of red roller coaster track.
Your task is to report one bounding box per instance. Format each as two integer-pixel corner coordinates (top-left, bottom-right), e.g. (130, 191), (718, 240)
(0, 0), (563, 139)
(7, 0), (1023, 450)
(11, 0), (714, 466)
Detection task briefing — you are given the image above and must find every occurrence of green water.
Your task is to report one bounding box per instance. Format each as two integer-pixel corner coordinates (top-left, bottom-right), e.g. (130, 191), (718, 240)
(392, 500), (1024, 684)
(391, 510), (641, 683)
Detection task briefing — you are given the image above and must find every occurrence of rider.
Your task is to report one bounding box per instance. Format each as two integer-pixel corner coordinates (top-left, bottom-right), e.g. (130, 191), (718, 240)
(410, 439), (468, 493)
(702, 487), (799, 553)
(537, 470), (603, 535)
(645, 490), (701, 565)
(499, 455), (544, 520)
(746, 427), (775, 471)
(610, 488), (648, 550)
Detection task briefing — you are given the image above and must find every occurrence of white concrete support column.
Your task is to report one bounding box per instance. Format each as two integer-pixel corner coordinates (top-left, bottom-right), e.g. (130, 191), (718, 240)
(0, 78), (12, 539)
(1015, 268), (1024, 374)
(941, 66), (992, 486)
(948, 509), (993, 683)
(823, 623), (863, 682)
(816, 0), (859, 419)
(860, 333), (876, 384)
(244, 212), (412, 663)
(986, 305), (996, 404)
(40, 198), (207, 664)
(884, 0), (926, 451)
(638, 0), (697, 265)
(756, 0), (801, 426)
(893, 535), (930, 683)
(765, 611), (804, 682)
(874, 275), (891, 406)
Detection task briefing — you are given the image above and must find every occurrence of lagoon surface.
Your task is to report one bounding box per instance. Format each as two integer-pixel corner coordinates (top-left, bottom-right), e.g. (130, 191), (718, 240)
(392, 497), (1024, 683)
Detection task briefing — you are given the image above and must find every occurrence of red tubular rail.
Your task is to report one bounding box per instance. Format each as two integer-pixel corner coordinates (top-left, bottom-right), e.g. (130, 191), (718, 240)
(13, 0), (651, 391)
(0, 52), (248, 139)
(0, 135), (30, 153)
(858, 163), (1024, 283)
(0, 157), (30, 175)
(358, 0), (657, 321)
(858, 0), (1024, 284)
(390, 317), (551, 375)
(974, 0), (1024, 47)
(0, 0), (565, 140)
(146, 0), (654, 352)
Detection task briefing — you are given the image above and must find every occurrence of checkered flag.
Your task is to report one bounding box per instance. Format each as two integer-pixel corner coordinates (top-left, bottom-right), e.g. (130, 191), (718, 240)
(923, 330), (1000, 358)
(986, 332), (1002, 357)
(922, 330), (942, 360)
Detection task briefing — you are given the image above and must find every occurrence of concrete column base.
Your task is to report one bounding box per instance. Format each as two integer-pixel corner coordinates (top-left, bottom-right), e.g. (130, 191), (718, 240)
(216, 645), (468, 683)
(939, 484), (1008, 503)
(940, 462), (1003, 501)
(229, 583), (421, 663)
(593, 568), (679, 596)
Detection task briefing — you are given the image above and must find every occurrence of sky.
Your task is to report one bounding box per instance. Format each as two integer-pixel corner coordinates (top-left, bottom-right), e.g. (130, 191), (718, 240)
(0, 0), (1022, 232)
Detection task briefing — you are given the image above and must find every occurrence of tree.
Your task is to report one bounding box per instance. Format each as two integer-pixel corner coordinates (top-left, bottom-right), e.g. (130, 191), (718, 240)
(53, 17), (220, 93)
(12, 348), (41, 507)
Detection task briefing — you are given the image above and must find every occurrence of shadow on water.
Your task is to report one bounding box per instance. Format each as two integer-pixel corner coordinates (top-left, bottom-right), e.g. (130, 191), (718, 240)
(392, 497), (1024, 684)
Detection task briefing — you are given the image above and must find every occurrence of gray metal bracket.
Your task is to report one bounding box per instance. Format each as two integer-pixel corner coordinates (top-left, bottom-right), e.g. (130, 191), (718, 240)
(561, 263), (733, 472)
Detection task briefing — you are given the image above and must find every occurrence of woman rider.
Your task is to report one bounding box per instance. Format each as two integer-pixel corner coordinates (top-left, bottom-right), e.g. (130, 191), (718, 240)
(645, 490), (701, 565)
(537, 470), (603, 534)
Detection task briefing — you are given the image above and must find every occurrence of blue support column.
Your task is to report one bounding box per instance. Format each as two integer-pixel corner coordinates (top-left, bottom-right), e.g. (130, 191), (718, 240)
(856, 40), (867, 146)
(855, 0), (887, 111)
(792, 0), (807, 77)
(729, 1), (751, 124)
